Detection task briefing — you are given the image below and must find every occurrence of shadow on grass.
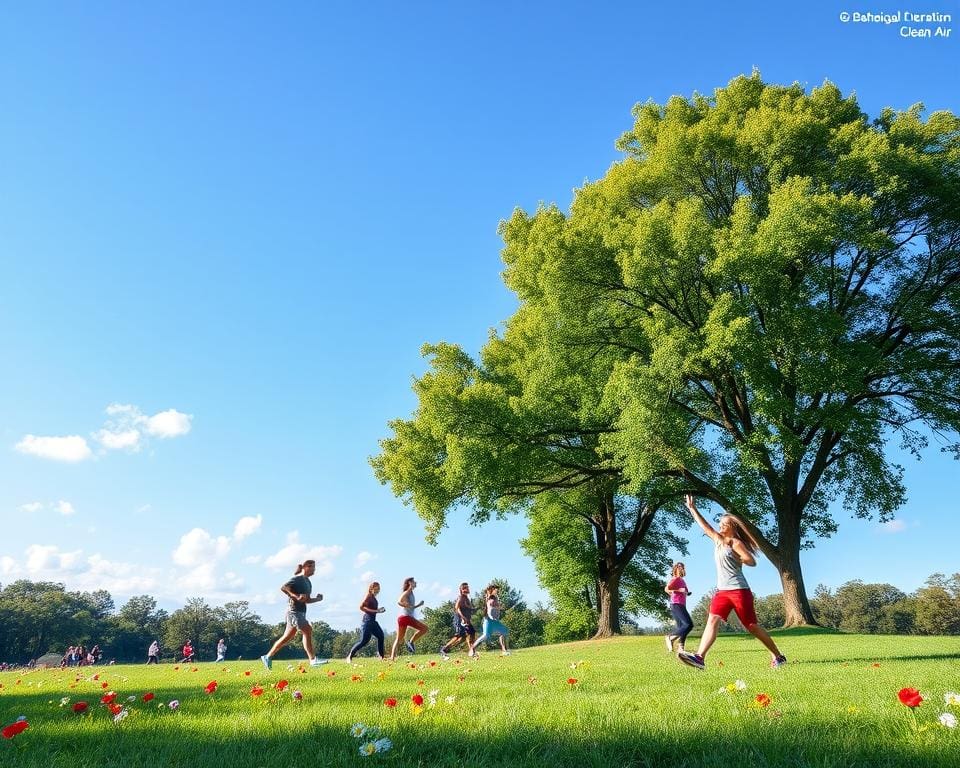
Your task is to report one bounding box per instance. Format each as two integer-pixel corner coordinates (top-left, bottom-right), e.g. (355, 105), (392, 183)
(16, 716), (959, 768)
(800, 651), (960, 664)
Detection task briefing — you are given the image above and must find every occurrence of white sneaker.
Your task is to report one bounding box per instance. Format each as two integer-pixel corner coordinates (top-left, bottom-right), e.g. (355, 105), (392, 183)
(500, 651), (511, 656)
(260, 655), (272, 671)
(665, 635), (676, 653)
(468, 649), (477, 658)
(309, 658), (328, 667)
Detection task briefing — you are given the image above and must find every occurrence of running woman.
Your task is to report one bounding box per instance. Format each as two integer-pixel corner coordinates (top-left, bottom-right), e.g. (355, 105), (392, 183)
(678, 495), (787, 670)
(388, 577), (427, 660)
(345, 581), (387, 662)
(439, 582), (475, 659)
(260, 560), (328, 670)
(664, 562), (693, 653)
(469, 584), (510, 657)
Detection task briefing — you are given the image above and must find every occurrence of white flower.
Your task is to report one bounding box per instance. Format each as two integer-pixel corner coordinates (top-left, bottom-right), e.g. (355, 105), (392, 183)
(945, 692), (960, 707)
(126, 695), (137, 702)
(113, 709), (129, 724)
(168, 700), (180, 710)
(374, 737), (393, 753)
(940, 712), (958, 729)
(444, 695), (456, 704)
(351, 723), (368, 739)
(359, 741), (377, 757)
(735, 679), (747, 691)
(59, 697), (70, 706)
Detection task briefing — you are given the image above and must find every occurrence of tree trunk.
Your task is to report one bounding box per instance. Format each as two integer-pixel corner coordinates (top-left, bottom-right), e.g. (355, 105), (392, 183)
(776, 545), (819, 627)
(593, 572), (622, 638)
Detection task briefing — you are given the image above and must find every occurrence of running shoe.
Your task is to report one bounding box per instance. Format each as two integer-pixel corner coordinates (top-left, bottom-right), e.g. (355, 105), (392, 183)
(664, 635), (676, 653)
(439, 648), (449, 660)
(345, 655), (353, 664)
(501, 651), (511, 656)
(260, 654), (272, 671)
(309, 657), (329, 667)
(771, 655), (788, 668)
(468, 649), (477, 658)
(678, 651), (705, 670)
(405, 640), (416, 654)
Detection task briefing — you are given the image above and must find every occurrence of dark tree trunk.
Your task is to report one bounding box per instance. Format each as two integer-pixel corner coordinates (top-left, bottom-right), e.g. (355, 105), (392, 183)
(776, 545), (818, 627)
(593, 572), (622, 637)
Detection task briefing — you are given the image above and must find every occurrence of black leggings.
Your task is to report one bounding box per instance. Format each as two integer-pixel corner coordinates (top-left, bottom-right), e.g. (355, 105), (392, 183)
(348, 620), (385, 658)
(670, 604), (694, 645)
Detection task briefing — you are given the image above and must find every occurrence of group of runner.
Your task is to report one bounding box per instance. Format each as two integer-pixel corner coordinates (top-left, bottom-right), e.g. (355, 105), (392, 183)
(259, 494), (786, 671)
(259, 569), (510, 670)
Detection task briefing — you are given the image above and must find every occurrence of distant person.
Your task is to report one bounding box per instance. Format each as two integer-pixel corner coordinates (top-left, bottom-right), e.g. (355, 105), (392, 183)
(440, 582), (476, 659)
(345, 581), (386, 662)
(469, 584), (510, 657)
(664, 563), (693, 653)
(182, 640), (195, 663)
(260, 559), (328, 670)
(389, 577), (427, 661)
(147, 640), (160, 664)
(678, 495), (787, 671)
(216, 638), (227, 662)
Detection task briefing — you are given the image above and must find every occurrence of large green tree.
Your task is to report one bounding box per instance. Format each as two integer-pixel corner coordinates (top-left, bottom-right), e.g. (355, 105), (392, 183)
(497, 73), (960, 625)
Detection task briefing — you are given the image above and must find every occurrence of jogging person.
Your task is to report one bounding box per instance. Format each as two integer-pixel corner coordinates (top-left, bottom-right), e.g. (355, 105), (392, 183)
(260, 560), (328, 670)
(678, 495), (786, 670)
(388, 577), (427, 660)
(664, 562), (693, 653)
(345, 581), (386, 662)
(439, 582), (475, 659)
(469, 583), (510, 657)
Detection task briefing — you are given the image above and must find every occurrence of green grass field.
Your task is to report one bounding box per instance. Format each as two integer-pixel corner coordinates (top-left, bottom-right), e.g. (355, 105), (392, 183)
(2, 631), (959, 767)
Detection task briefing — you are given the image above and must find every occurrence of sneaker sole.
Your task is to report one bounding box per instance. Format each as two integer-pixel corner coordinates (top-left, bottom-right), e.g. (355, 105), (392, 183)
(678, 655), (704, 671)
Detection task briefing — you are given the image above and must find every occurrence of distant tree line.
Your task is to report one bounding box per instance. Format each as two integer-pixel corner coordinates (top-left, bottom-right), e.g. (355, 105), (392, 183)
(685, 573), (960, 636)
(0, 578), (550, 665)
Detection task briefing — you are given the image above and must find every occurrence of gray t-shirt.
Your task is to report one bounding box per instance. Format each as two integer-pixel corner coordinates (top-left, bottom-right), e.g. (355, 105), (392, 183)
(401, 591), (417, 617)
(284, 574), (312, 612)
(714, 540), (750, 590)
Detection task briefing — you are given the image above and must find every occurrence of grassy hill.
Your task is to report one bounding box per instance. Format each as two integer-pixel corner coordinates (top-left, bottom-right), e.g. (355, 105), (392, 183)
(2, 632), (959, 767)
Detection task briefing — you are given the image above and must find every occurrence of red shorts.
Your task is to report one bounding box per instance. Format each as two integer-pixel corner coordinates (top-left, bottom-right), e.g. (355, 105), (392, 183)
(397, 615), (423, 630)
(709, 588), (758, 627)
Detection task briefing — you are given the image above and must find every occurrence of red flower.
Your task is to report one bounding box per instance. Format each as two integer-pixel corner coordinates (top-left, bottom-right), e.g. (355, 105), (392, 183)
(408, 663), (417, 669)
(898, 688), (923, 708)
(412, 693), (424, 706)
(275, 680), (288, 691)
(204, 681), (218, 694)
(326, 670), (336, 677)
(142, 693), (155, 703)
(384, 698), (398, 708)
(351, 675), (362, 682)
(72, 702), (89, 713)
(429, 661), (437, 667)
(872, 663), (881, 668)
(567, 678), (578, 686)
(755, 693), (771, 708)
(92, 674), (100, 681)
(1, 721), (28, 739)
(191, 667), (198, 672)
(108, 703), (123, 716)
(244, 670), (251, 676)
(250, 685), (264, 697)
(101, 682), (109, 689)
(101, 692), (117, 705)
(417, 679), (425, 687)
(457, 675), (465, 682)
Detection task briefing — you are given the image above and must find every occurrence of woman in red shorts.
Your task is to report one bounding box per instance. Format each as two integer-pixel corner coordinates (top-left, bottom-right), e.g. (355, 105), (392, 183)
(678, 495), (786, 671)
(388, 576), (428, 661)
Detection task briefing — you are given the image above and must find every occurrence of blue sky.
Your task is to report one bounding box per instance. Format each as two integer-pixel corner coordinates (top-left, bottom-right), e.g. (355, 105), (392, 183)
(0, 2), (957, 633)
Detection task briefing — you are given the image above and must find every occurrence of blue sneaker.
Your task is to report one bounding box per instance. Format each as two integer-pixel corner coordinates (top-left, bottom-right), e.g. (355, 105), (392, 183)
(405, 640), (415, 654)
(678, 651), (705, 670)
(260, 654), (272, 671)
(771, 655), (787, 668)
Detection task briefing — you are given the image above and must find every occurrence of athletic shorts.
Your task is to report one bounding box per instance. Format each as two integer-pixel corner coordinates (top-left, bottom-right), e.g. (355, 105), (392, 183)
(286, 610), (310, 630)
(482, 618), (509, 637)
(452, 619), (475, 638)
(397, 615), (422, 629)
(709, 588), (757, 627)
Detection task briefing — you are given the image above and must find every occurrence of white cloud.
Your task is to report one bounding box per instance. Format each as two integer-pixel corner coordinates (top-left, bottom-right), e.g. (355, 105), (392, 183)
(263, 531), (342, 573)
(56, 500), (76, 516)
(359, 570), (376, 582)
(1, 556), (16, 575)
(19, 502), (43, 514)
(243, 555), (263, 565)
(145, 409), (192, 438)
(94, 428), (141, 451)
(15, 434), (92, 462)
(24, 544), (84, 574)
(173, 528), (231, 567)
(880, 519), (908, 533)
(135, 504), (152, 515)
(233, 515), (263, 542)
(176, 563), (244, 594)
(354, 551), (376, 568)
(424, 581), (453, 599)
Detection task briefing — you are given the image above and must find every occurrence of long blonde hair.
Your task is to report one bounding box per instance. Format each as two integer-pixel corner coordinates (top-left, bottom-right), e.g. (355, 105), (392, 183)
(721, 515), (759, 555)
(671, 562), (685, 578)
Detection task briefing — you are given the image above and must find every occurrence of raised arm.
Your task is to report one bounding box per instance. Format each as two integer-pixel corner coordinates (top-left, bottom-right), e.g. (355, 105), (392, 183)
(685, 494), (721, 542)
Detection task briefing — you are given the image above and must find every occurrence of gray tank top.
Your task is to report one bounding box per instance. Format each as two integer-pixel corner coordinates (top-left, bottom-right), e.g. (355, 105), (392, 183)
(714, 540), (750, 590)
(402, 591), (417, 617)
